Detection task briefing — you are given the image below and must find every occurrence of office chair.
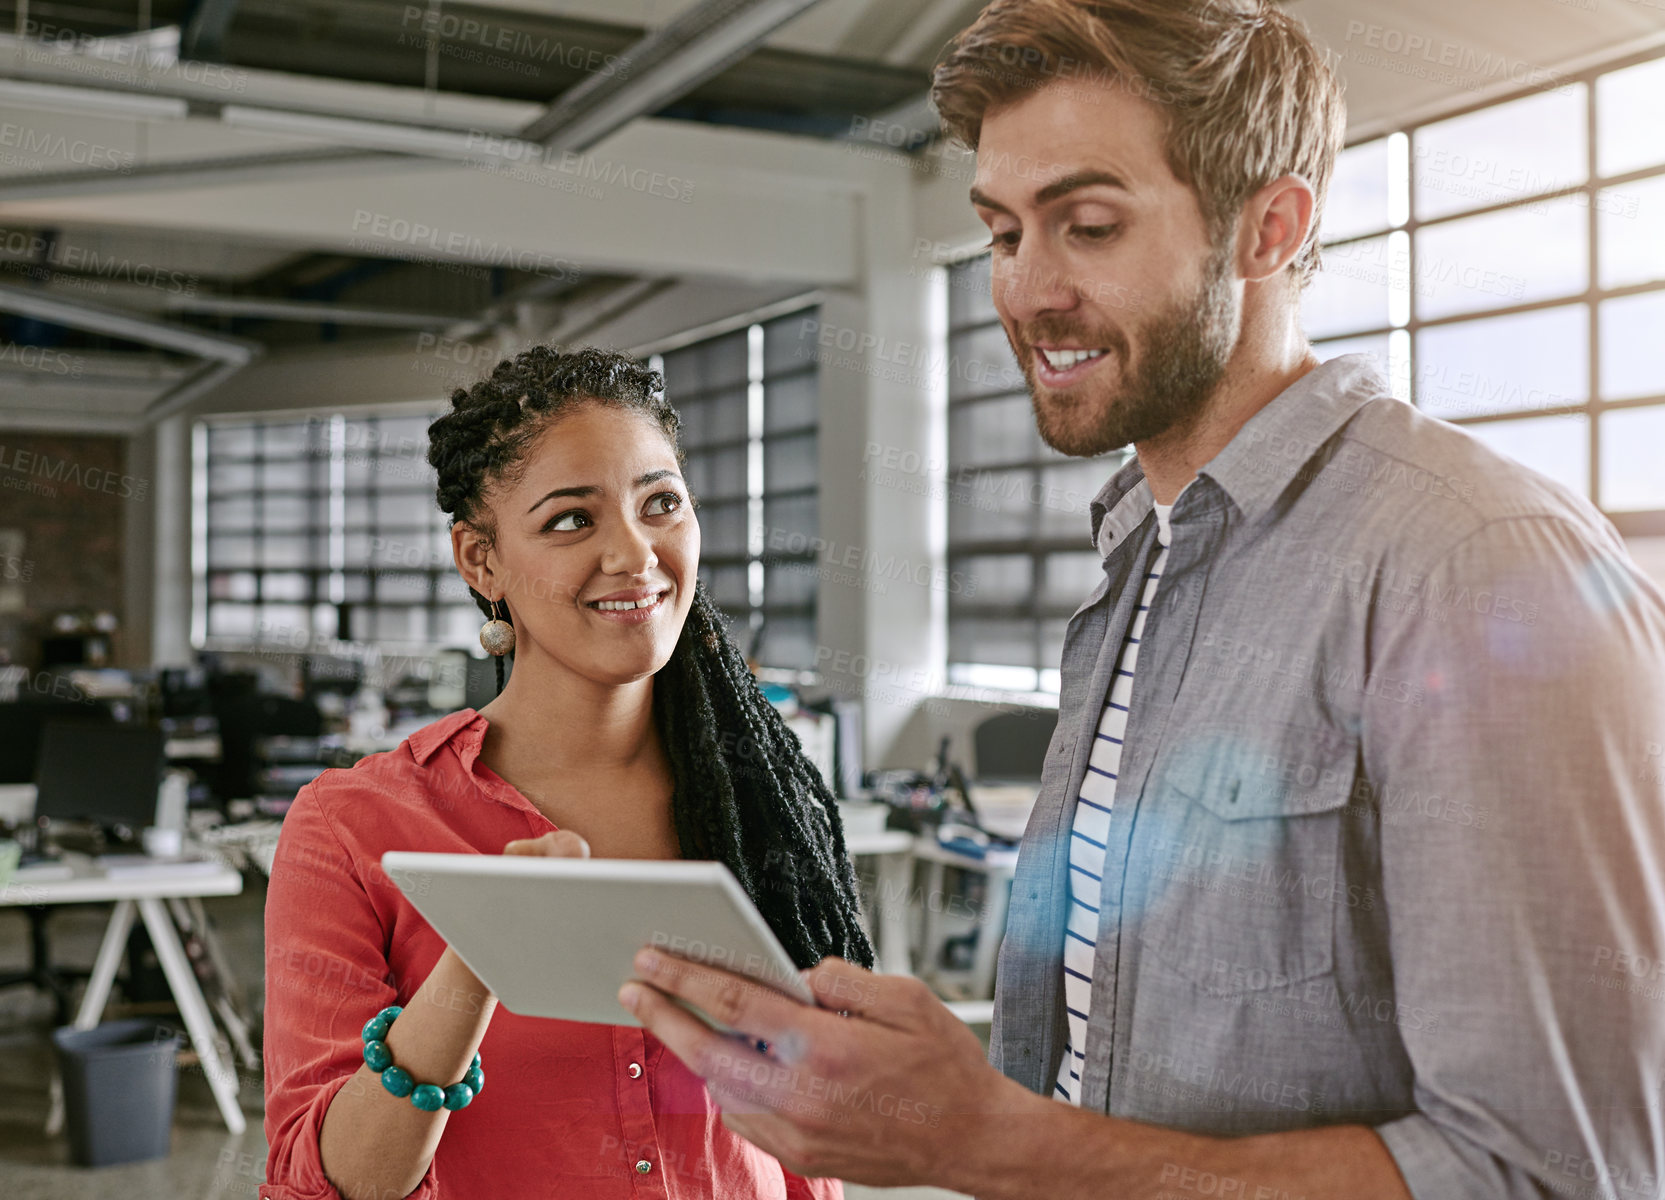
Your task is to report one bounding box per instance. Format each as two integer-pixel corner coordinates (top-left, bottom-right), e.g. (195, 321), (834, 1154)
(0, 698), (118, 1026)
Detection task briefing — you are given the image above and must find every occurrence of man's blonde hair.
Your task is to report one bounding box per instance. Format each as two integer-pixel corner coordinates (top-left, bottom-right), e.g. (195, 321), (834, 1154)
(931, 0), (1347, 286)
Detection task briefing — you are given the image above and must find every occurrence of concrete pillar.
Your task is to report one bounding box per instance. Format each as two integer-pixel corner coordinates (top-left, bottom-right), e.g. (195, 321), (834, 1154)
(813, 171), (948, 768)
(148, 414), (195, 667)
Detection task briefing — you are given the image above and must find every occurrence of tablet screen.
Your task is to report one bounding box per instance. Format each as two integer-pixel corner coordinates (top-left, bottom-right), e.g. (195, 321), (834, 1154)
(382, 851), (814, 1026)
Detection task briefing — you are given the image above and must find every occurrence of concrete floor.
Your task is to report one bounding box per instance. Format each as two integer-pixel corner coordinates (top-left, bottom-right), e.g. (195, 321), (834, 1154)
(0, 877), (966, 1200)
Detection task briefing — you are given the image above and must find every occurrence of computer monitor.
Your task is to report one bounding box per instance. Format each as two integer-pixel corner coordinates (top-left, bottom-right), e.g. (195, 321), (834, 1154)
(464, 653), (509, 712)
(301, 653), (362, 700)
(972, 709), (1060, 784)
(33, 722), (166, 830)
(0, 698), (116, 785)
(158, 666), (212, 719)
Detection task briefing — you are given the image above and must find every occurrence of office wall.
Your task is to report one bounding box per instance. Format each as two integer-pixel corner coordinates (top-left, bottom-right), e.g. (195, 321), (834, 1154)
(0, 431), (137, 669)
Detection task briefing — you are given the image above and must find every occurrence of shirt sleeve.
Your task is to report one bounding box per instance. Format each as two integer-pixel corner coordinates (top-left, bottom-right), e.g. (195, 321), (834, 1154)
(1363, 514), (1665, 1200)
(260, 781), (439, 1200)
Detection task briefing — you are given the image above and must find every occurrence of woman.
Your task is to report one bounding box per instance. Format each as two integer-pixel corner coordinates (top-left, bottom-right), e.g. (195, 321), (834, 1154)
(262, 347), (872, 1200)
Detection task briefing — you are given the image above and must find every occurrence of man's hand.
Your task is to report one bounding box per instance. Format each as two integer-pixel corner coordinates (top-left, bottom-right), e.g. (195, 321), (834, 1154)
(619, 951), (1036, 1186)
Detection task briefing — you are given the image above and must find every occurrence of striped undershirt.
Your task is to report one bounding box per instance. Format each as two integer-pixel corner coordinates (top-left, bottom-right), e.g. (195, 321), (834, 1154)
(1053, 501), (1172, 1106)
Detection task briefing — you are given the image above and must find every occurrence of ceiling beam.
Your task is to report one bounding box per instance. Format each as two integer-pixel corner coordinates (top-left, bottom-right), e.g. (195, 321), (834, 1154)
(0, 281), (261, 425)
(0, 283), (260, 362)
(0, 148), (413, 202)
(146, 357), (251, 423)
(160, 294), (471, 329)
(0, 126), (865, 284)
(519, 0), (829, 150)
(547, 277), (681, 345)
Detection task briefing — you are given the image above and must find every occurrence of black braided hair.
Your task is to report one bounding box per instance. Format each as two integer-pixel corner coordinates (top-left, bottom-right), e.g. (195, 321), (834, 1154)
(426, 345), (873, 971)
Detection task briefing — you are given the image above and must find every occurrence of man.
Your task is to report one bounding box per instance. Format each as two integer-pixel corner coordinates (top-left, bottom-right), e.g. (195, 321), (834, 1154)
(623, 1), (1665, 1196)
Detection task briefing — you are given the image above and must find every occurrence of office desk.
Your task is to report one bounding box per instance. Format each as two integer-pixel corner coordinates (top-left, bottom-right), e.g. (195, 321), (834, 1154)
(0, 857), (249, 1134)
(164, 733), (222, 760)
(911, 838), (1018, 1001)
(844, 829), (915, 976)
(217, 818), (924, 978)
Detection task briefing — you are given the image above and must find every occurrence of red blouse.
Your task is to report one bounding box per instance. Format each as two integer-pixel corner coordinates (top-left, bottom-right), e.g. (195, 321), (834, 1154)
(261, 707), (840, 1200)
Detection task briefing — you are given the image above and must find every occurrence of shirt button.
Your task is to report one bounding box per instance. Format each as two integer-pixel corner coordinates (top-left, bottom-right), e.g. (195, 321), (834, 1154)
(627, 1062), (642, 1079)
(635, 1160), (653, 1174)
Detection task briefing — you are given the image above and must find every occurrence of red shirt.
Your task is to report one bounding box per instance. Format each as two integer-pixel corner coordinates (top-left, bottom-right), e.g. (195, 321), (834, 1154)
(261, 707), (839, 1200)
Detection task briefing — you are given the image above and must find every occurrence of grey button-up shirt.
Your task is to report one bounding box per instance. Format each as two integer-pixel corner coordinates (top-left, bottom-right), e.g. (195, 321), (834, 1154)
(990, 355), (1665, 1199)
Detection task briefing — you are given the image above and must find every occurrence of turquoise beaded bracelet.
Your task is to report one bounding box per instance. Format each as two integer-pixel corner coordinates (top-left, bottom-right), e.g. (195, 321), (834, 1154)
(361, 1005), (485, 1113)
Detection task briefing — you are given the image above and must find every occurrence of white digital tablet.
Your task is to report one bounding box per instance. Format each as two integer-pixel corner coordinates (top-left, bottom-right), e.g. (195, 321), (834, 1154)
(380, 851), (815, 1027)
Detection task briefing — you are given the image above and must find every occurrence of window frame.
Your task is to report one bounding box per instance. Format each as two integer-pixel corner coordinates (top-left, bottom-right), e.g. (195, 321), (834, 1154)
(1314, 44), (1665, 537)
(942, 256), (1128, 695)
(943, 44), (1665, 693)
(654, 306), (823, 669)
(194, 407), (475, 655)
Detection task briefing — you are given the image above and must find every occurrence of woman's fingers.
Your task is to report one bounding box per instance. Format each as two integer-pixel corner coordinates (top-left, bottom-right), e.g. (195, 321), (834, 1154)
(501, 830), (591, 858)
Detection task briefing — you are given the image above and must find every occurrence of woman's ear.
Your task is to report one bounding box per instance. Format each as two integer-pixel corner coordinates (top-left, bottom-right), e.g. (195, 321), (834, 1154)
(451, 521), (497, 600)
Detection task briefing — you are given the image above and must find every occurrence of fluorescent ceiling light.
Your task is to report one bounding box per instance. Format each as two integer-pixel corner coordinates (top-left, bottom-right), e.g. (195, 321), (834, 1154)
(0, 78), (187, 120)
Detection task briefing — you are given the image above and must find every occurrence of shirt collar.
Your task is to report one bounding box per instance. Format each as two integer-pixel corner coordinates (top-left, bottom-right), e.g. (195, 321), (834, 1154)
(1088, 354), (1387, 558)
(407, 707), (488, 768)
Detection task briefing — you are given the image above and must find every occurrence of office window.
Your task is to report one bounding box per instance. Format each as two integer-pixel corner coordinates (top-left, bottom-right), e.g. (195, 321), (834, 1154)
(1311, 46), (1665, 528)
(196, 412), (478, 652)
(658, 308), (821, 669)
(943, 254), (1128, 694)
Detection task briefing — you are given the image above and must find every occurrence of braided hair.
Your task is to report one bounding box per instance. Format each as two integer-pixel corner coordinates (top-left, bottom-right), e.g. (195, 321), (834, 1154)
(426, 345), (873, 971)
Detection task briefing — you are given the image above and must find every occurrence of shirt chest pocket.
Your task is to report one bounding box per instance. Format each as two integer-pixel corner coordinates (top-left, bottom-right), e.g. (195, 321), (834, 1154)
(1133, 726), (1362, 995)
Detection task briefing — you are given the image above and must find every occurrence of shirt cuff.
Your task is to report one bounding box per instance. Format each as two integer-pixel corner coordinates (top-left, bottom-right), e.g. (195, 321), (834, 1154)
(258, 1162), (440, 1200)
(1375, 1111), (1514, 1200)
(262, 1073), (440, 1200)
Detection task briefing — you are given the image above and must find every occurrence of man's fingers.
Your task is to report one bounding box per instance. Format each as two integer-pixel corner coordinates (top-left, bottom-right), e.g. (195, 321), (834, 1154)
(502, 830), (590, 858)
(628, 950), (828, 1054)
(801, 957), (929, 1027)
(620, 981), (779, 1110)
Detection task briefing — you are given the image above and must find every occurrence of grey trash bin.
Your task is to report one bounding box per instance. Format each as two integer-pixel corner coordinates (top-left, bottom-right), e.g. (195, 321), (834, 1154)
(51, 1019), (182, 1167)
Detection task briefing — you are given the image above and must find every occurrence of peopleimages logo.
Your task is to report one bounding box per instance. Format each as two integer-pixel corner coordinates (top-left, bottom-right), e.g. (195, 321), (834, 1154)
(397, 6), (626, 78)
(0, 227), (199, 295)
(758, 526), (979, 597)
(462, 134), (696, 204)
(348, 210), (580, 281)
(0, 342), (82, 377)
(0, 445), (147, 499)
(0, 122), (133, 173)
(1342, 21), (1564, 90)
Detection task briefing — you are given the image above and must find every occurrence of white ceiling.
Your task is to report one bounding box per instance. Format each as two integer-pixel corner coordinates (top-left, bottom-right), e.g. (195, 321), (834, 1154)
(450, 0), (979, 66)
(464, 0), (1665, 123)
(1292, 0), (1665, 137)
(0, 0), (1661, 432)
(2, 0), (1659, 291)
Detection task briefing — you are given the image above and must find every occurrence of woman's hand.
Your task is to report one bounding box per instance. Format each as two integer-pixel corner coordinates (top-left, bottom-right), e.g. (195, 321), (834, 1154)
(433, 832), (586, 1004)
(502, 830), (591, 858)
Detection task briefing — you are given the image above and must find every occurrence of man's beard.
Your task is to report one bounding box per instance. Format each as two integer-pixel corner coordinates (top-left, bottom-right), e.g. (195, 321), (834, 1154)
(1018, 248), (1241, 457)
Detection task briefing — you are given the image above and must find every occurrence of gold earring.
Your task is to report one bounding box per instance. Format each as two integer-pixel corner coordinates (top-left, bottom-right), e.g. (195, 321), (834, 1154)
(479, 598), (515, 656)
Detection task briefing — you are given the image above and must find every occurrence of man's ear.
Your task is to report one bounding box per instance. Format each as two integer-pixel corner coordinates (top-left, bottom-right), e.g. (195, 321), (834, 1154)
(1237, 173), (1317, 284)
(451, 521), (497, 600)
